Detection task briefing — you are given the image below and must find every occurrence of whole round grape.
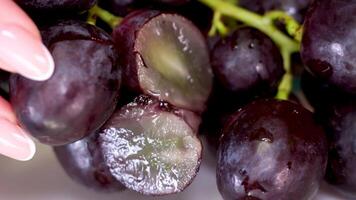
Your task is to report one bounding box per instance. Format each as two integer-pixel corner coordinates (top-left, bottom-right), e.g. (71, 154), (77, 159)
(217, 99), (328, 200)
(238, 0), (312, 22)
(211, 27), (284, 97)
(323, 97), (356, 196)
(113, 10), (213, 112)
(15, 0), (97, 13)
(54, 134), (125, 191)
(301, 0), (356, 95)
(10, 20), (121, 145)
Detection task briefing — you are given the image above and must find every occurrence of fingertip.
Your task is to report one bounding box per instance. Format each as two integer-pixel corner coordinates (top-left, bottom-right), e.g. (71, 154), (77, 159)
(0, 24), (55, 81)
(0, 118), (36, 161)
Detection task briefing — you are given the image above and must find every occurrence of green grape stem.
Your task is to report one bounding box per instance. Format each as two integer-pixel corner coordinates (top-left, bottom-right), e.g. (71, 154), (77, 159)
(264, 11), (303, 42)
(199, 0), (302, 100)
(89, 6), (122, 29)
(209, 12), (229, 36)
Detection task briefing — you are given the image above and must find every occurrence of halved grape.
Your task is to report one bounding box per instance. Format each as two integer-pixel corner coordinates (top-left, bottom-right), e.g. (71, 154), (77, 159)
(10, 20), (121, 145)
(217, 99), (328, 200)
(113, 10), (213, 112)
(98, 96), (202, 195)
(54, 135), (125, 191)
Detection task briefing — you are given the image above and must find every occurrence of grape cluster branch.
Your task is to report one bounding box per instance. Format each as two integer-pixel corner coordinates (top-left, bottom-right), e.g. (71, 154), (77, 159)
(199, 0), (302, 100)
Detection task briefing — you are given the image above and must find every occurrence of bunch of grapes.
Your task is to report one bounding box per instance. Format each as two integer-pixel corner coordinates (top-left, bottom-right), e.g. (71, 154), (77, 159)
(6, 0), (356, 199)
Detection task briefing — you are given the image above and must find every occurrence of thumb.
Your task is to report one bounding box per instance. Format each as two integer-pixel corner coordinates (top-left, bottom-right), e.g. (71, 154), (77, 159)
(0, 0), (54, 81)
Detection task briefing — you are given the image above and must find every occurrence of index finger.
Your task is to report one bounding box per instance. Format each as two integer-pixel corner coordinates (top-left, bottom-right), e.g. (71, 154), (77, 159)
(0, 0), (41, 40)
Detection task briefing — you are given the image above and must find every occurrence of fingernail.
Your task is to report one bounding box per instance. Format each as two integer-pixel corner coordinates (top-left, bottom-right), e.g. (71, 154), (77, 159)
(0, 24), (54, 81)
(0, 118), (36, 161)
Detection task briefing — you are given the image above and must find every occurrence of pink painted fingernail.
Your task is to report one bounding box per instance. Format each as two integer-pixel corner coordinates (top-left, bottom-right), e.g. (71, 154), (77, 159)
(0, 24), (54, 81)
(0, 118), (36, 161)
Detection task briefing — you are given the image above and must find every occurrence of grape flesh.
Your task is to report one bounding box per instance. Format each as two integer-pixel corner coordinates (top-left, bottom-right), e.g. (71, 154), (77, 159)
(238, 0), (313, 22)
(301, 0), (356, 95)
(113, 10), (213, 112)
(98, 95), (202, 195)
(217, 99), (328, 200)
(54, 134), (125, 191)
(10, 20), (121, 146)
(15, 0), (96, 13)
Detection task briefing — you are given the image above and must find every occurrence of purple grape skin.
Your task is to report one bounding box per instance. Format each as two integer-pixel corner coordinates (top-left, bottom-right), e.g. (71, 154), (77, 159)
(152, 0), (190, 6)
(113, 10), (161, 93)
(323, 97), (356, 195)
(54, 134), (125, 191)
(301, 72), (356, 195)
(211, 27), (285, 97)
(15, 0), (97, 13)
(301, 0), (356, 95)
(10, 20), (121, 146)
(238, 0), (313, 23)
(113, 10), (212, 112)
(98, 0), (138, 17)
(203, 28), (284, 152)
(217, 99), (328, 200)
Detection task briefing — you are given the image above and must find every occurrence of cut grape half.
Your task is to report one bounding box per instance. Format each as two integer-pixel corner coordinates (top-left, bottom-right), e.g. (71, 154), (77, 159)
(98, 96), (202, 195)
(114, 11), (213, 112)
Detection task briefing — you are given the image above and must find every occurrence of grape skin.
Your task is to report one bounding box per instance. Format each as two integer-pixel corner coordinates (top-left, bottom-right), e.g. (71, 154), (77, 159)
(15, 0), (97, 13)
(238, 0), (312, 22)
(301, 0), (356, 95)
(54, 134), (126, 191)
(113, 10), (213, 112)
(10, 20), (121, 146)
(217, 99), (328, 200)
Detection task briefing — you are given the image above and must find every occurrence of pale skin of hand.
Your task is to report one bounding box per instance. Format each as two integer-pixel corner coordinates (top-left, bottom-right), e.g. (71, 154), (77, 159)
(0, 0), (54, 161)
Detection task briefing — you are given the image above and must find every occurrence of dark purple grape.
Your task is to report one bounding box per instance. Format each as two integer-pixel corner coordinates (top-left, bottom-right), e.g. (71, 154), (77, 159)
(98, 0), (139, 17)
(238, 0), (313, 23)
(10, 20), (121, 146)
(15, 0), (97, 13)
(301, 0), (356, 95)
(300, 70), (342, 111)
(202, 27), (285, 144)
(151, 0), (190, 6)
(217, 99), (328, 200)
(97, 95), (202, 195)
(323, 97), (356, 195)
(113, 10), (213, 112)
(54, 134), (125, 191)
(211, 27), (285, 98)
(302, 71), (356, 194)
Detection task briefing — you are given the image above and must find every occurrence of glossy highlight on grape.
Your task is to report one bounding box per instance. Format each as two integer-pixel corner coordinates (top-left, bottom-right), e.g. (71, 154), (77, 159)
(54, 134), (126, 191)
(98, 96), (202, 195)
(10, 20), (121, 145)
(301, 0), (356, 95)
(217, 99), (328, 200)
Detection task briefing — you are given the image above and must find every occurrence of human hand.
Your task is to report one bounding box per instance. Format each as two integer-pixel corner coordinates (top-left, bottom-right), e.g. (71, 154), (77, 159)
(0, 0), (54, 161)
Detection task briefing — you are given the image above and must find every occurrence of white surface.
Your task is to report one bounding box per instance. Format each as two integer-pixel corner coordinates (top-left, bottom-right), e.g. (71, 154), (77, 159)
(0, 140), (349, 200)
